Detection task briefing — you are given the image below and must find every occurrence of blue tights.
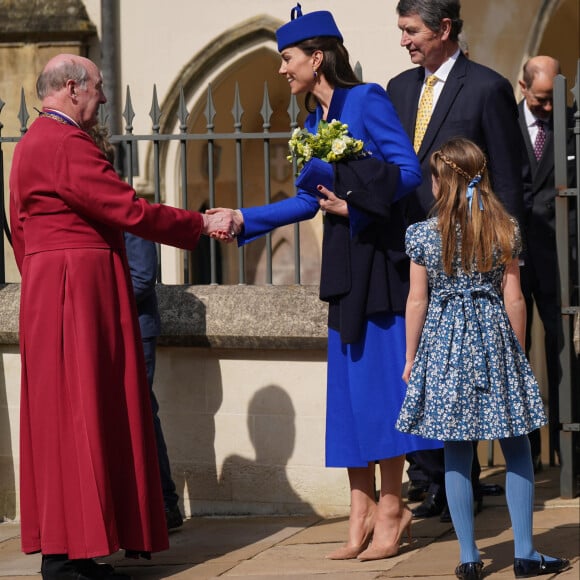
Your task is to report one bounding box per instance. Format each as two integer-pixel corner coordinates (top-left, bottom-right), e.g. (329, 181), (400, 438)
(444, 436), (551, 564)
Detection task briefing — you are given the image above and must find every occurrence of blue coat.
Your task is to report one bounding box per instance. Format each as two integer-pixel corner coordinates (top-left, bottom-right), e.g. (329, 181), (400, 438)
(238, 83), (421, 342)
(237, 83), (421, 243)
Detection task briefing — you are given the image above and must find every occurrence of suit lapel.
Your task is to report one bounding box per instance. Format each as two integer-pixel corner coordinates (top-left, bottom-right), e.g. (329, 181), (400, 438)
(416, 54), (468, 160)
(518, 101), (553, 186)
(518, 101), (536, 165)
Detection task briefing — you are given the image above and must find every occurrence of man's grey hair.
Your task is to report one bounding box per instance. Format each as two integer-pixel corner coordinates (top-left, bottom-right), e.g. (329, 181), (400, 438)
(36, 58), (89, 99)
(396, 0), (463, 42)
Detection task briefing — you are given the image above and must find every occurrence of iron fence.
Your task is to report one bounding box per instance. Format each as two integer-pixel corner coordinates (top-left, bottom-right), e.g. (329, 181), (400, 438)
(0, 82), (305, 285)
(553, 62), (580, 498)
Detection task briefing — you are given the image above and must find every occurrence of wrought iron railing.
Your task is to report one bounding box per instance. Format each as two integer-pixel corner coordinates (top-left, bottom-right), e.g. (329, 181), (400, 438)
(0, 82), (305, 285)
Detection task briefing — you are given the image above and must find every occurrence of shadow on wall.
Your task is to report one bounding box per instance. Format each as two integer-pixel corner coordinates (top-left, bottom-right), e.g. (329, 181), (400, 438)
(218, 385), (319, 516)
(153, 285), (326, 517)
(0, 345), (16, 521)
(153, 287), (221, 513)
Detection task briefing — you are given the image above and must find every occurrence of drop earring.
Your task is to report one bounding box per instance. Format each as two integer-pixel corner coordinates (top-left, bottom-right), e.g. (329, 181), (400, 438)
(313, 69), (318, 79)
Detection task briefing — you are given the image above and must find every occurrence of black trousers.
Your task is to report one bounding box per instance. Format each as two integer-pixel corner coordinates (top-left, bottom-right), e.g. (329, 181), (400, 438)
(407, 444), (482, 500)
(142, 336), (179, 509)
(520, 262), (563, 463)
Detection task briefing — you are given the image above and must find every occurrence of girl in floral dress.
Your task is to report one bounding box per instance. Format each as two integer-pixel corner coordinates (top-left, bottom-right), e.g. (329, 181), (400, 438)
(396, 138), (570, 580)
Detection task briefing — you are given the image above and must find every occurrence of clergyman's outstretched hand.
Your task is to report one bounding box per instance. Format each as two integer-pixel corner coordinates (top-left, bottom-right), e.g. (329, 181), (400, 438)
(205, 207), (244, 242)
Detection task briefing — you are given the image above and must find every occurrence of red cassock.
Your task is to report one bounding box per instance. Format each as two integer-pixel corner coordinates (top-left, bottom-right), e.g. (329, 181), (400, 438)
(9, 116), (203, 558)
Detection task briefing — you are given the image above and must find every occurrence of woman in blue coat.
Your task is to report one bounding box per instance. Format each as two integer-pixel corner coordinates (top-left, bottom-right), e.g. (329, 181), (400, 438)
(210, 4), (440, 560)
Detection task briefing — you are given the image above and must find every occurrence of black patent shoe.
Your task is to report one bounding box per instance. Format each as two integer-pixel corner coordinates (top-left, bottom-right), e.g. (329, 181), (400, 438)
(407, 480), (429, 502)
(514, 555), (571, 577)
(412, 491), (446, 518)
(455, 561), (483, 580)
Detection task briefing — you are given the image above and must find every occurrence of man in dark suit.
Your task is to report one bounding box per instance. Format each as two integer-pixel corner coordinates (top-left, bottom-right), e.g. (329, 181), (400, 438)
(518, 55), (575, 471)
(388, 0), (525, 227)
(125, 232), (184, 531)
(387, 0), (526, 520)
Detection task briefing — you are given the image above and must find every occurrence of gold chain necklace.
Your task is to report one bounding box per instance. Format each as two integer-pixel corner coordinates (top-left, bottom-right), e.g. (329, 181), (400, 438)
(39, 110), (77, 127)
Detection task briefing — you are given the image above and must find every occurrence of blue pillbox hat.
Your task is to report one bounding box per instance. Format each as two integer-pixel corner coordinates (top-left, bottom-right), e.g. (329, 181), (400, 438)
(276, 3), (343, 51)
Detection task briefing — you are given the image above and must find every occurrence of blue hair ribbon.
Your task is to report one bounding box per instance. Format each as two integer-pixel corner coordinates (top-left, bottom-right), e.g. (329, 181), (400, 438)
(466, 175), (484, 214)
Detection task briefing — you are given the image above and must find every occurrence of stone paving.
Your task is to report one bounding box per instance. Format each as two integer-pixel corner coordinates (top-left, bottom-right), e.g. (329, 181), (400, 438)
(0, 466), (577, 579)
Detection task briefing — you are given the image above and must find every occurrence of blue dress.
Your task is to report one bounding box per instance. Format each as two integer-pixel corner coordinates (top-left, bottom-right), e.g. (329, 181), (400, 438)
(396, 218), (548, 441)
(326, 314), (442, 467)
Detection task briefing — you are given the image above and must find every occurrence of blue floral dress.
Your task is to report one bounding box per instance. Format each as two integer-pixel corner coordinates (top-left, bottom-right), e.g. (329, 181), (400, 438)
(396, 218), (547, 441)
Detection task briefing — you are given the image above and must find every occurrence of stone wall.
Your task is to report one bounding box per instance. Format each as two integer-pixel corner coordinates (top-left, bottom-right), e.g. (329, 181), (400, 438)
(0, 283), (358, 521)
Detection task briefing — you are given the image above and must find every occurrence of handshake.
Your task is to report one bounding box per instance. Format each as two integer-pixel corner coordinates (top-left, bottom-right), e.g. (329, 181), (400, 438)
(201, 207), (244, 242)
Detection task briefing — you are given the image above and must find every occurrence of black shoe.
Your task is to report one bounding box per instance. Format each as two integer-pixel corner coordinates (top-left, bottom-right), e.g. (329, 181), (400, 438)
(77, 560), (117, 579)
(166, 504), (184, 530)
(514, 555), (570, 577)
(412, 492), (446, 518)
(41, 556), (130, 580)
(478, 483), (504, 496)
(455, 561), (483, 580)
(407, 480), (429, 502)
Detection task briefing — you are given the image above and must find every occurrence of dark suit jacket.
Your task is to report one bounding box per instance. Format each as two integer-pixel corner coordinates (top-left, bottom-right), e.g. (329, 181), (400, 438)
(124, 232), (161, 339)
(518, 101), (576, 289)
(387, 52), (526, 227)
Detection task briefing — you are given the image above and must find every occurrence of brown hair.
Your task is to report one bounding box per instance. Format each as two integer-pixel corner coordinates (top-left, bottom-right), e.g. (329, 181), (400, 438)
(294, 36), (361, 112)
(430, 137), (516, 275)
(88, 123), (116, 164)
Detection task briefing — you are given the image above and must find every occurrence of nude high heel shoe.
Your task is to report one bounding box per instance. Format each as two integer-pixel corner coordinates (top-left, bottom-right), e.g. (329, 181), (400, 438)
(357, 507), (412, 561)
(325, 512), (376, 560)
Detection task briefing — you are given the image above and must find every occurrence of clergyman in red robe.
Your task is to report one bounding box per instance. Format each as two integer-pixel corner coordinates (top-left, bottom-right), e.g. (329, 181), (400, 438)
(9, 53), (234, 580)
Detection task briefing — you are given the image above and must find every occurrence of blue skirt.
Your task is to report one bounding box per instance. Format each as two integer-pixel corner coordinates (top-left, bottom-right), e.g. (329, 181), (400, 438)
(325, 313), (442, 467)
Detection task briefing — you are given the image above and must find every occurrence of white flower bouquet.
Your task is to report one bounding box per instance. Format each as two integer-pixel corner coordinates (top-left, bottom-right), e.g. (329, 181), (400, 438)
(288, 119), (366, 172)
(287, 120), (369, 197)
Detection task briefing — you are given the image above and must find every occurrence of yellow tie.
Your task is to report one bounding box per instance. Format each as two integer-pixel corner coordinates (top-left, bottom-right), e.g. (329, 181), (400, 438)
(413, 75), (438, 152)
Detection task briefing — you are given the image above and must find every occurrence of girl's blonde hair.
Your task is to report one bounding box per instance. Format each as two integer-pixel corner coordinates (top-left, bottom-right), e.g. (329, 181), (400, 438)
(430, 137), (516, 275)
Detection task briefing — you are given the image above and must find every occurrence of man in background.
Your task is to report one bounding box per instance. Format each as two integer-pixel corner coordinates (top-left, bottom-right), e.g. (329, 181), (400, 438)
(125, 232), (184, 530)
(10, 53), (233, 579)
(518, 55), (576, 471)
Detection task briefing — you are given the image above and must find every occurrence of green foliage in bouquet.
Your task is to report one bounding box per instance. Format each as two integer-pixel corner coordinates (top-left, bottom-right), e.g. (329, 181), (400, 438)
(287, 119), (368, 174)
